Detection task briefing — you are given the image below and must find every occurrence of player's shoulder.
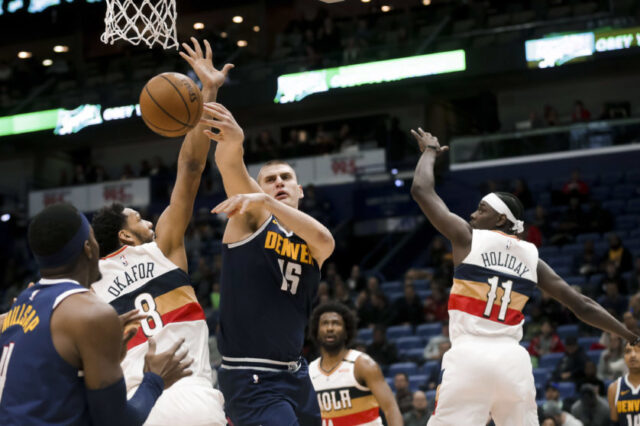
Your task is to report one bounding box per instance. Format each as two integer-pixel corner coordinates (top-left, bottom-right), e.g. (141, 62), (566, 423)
(354, 351), (379, 371)
(56, 291), (118, 326)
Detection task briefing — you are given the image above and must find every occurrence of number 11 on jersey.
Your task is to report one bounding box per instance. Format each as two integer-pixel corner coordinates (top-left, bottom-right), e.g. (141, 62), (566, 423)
(484, 276), (513, 322)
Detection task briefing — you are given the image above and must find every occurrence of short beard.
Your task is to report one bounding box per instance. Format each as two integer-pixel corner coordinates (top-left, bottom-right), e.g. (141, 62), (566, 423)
(131, 229), (153, 245)
(320, 336), (347, 355)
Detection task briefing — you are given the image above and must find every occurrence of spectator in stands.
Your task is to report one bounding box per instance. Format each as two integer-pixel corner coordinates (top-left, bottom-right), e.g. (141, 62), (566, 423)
(562, 171), (590, 201)
(528, 319), (565, 358)
(544, 403), (584, 426)
(366, 324), (399, 366)
(391, 283), (423, 326)
(603, 234), (633, 273)
(533, 205), (552, 239)
(576, 361), (606, 396)
(512, 179), (534, 209)
(538, 288), (572, 326)
(299, 184), (331, 225)
(93, 165), (110, 183)
(628, 257), (640, 294)
(424, 281), (449, 323)
(623, 311), (640, 335)
(346, 264), (366, 293)
(426, 236), (449, 268)
(332, 280), (354, 309)
(571, 101), (591, 123)
(544, 105), (559, 126)
(366, 276), (381, 294)
(393, 373), (413, 414)
(584, 200), (613, 234)
(552, 336), (588, 383)
(574, 240), (599, 277)
(524, 222), (543, 247)
(426, 341), (451, 391)
(72, 164), (87, 185)
(541, 416), (561, 426)
(358, 291), (393, 328)
(423, 321), (450, 361)
(600, 260), (627, 295)
(58, 169), (69, 187)
(551, 197), (587, 245)
(120, 163), (135, 180)
(543, 382), (562, 413)
(317, 281), (331, 307)
(597, 333), (627, 381)
(139, 160), (151, 177)
(597, 280), (627, 318)
(403, 390), (430, 425)
(570, 384), (608, 426)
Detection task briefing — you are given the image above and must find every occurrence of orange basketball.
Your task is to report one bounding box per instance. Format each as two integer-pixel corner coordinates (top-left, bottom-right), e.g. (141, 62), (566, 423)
(139, 72), (203, 138)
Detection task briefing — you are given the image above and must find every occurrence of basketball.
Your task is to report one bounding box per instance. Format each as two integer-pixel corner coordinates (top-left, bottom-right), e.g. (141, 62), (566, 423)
(139, 72), (203, 138)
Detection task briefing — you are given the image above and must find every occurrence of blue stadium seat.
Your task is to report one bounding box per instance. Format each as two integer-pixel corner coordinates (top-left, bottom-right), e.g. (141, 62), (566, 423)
(547, 255), (574, 269)
(539, 353), (564, 370)
(401, 348), (426, 361)
(626, 170), (640, 184)
(412, 279), (430, 291)
(529, 180), (549, 193)
(557, 381), (576, 399)
(613, 184), (637, 199)
(381, 281), (402, 293)
(539, 246), (560, 259)
(387, 325), (413, 340)
(520, 341), (530, 350)
(557, 324), (579, 339)
(386, 377), (395, 391)
(537, 192), (552, 207)
(603, 200), (625, 215)
(420, 361), (440, 377)
(357, 328), (373, 341)
(578, 336), (600, 352)
(426, 390), (437, 403)
(416, 323), (442, 339)
(394, 336), (424, 350)
(600, 172), (623, 185)
(388, 362), (418, 377)
(587, 350), (604, 365)
(627, 199), (640, 214)
(533, 368), (550, 385)
(561, 243), (584, 256)
(591, 186), (610, 201)
(565, 276), (587, 287)
(554, 266), (572, 277)
(616, 215), (637, 231)
(576, 233), (601, 243)
(625, 238), (640, 253)
(416, 289), (432, 300)
(409, 374), (429, 391)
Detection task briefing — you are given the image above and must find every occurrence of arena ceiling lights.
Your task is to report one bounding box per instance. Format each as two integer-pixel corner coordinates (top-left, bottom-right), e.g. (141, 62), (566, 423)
(0, 0), (101, 15)
(274, 50), (466, 104)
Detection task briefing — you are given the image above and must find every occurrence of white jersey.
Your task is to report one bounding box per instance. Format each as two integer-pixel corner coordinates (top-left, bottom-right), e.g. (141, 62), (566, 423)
(448, 229), (539, 342)
(309, 350), (383, 426)
(92, 242), (212, 390)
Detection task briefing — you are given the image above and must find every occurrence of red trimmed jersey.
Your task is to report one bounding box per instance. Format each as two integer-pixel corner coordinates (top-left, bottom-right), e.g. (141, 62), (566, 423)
(449, 229), (538, 342)
(309, 350), (383, 426)
(92, 242), (211, 391)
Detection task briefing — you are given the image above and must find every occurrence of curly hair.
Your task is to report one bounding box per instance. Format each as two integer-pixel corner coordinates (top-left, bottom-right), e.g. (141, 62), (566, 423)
(92, 203), (126, 257)
(309, 301), (357, 347)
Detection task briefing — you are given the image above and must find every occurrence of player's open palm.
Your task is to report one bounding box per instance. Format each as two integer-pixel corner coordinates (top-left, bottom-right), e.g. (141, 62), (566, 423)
(143, 337), (193, 389)
(212, 193), (268, 217)
(410, 127), (449, 155)
(179, 37), (234, 90)
(201, 102), (244, 145)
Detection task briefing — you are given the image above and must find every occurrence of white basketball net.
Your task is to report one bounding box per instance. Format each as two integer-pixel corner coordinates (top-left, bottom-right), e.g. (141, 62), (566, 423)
(101, 0), (178, 49)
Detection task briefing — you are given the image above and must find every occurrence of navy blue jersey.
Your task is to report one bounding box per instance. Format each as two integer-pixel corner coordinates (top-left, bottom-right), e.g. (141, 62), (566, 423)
(616, 375), (640, 426)
(0, 279), (89, 425)
(219, 216), (321, 361)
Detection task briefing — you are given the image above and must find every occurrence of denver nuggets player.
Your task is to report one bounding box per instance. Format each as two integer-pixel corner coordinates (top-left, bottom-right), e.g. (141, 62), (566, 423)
(91, 38), (230, 426)
(201, 102), (335, 425)
(308, 302), (403, 426)
(609, 342), (640, 426)
(410, 128), (640, 426)
(0, 203), (190, 425)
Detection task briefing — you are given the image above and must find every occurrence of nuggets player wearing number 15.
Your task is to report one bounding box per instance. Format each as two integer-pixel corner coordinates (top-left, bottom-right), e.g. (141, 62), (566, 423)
(410, 128), (640, 426)
(201, 102), (335, 425)
(90, 38), (231, 426)
(608, 342), (640, 426)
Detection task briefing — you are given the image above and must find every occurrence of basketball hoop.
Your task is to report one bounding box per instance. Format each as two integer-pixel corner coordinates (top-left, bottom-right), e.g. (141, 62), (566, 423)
(101, 0), (178, 49)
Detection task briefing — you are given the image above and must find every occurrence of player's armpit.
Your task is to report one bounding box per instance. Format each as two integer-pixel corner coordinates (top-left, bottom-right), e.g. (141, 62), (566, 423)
(608, 380), (619, 421)
(354, 354), (403, 426)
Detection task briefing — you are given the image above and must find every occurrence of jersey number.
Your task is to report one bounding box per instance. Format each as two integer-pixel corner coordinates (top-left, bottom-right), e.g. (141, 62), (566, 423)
(134, 293), (164, 336)
(626, 414), (640, 426)
(0, 342), (15, 404)
(484, 276), (513, 322)
(278, 259), (302, 295)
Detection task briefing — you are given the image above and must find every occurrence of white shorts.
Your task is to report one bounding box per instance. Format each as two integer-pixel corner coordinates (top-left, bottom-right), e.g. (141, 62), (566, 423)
(427, 335), (538, 426)
(128, 377), (226, 426)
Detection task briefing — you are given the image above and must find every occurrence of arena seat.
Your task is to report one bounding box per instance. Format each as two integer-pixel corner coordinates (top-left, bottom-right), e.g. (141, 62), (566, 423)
(387, 325), (413, 340)
(388, 362), (418, 377)
(539, 353), (564, 370)
(416, 323), (442, 339)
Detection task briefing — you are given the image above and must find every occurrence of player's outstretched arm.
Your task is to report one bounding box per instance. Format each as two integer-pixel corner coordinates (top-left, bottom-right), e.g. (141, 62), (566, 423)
(155, 38), (233, 271)
(212, 193), (335, 267)
(354, 354), (403, 426)
(410, 128), (472, 259)
(607, 380), (619, 423)
(537, 260), (638, 342)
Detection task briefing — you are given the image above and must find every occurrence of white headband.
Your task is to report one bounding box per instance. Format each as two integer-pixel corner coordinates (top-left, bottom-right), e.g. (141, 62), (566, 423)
(481, 193), (525, 234)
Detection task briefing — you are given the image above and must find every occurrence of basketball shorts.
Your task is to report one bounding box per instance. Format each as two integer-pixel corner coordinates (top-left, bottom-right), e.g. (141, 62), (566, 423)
(218, 357), (321, 426)
(427, 335), (538, 426)
(127, 376), (226, 426)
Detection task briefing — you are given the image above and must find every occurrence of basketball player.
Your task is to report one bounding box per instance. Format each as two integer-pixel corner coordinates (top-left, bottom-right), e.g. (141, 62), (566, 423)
(410, 128), (639, 426)
(308, 302), (403, 426)
(91, 38), (230, 425)
(200, 102), (335, 425)
(608, 341), (640, 425)
(0, 203), (190, 425)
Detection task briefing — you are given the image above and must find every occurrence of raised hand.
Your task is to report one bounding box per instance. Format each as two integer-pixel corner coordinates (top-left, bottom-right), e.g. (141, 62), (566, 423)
(179, 37), (234, 90)
(201, 102), (244, 145)
(118, 309), (146, 361)
(143, 338), (193, 389)
(410, 127), (449, 155)
(211, 193), (268, 218)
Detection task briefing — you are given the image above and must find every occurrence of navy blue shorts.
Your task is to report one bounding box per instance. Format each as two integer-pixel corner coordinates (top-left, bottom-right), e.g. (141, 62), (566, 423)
(219, 358), (321, 426)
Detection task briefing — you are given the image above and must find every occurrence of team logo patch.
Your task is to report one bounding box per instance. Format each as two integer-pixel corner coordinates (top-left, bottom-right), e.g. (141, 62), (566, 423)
(120, 255), (128, 266)
(506, 239), (512, 250)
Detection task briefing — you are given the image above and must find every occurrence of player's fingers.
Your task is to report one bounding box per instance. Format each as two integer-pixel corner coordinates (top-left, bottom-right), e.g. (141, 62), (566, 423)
(178, 51), (194, 65)
(147, 338), (156, 356)
(123, 327), (138, 344)
(239, 199), (251, 215)
(178, 357), (194, 369)
(203, 129), (223, 143)
(165, 338), (186, 356)
(221, 63), (235, 76)
(190, 37), (203, 57)
(440, 146), (450, 152)
(28, 282), (35, 288)
(181, 42), (196, 58)
(210, 102), (232, 116)
(199, 117), (222, 127)
(203, 104), (231, 120)
(204, 39), (212, 60)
